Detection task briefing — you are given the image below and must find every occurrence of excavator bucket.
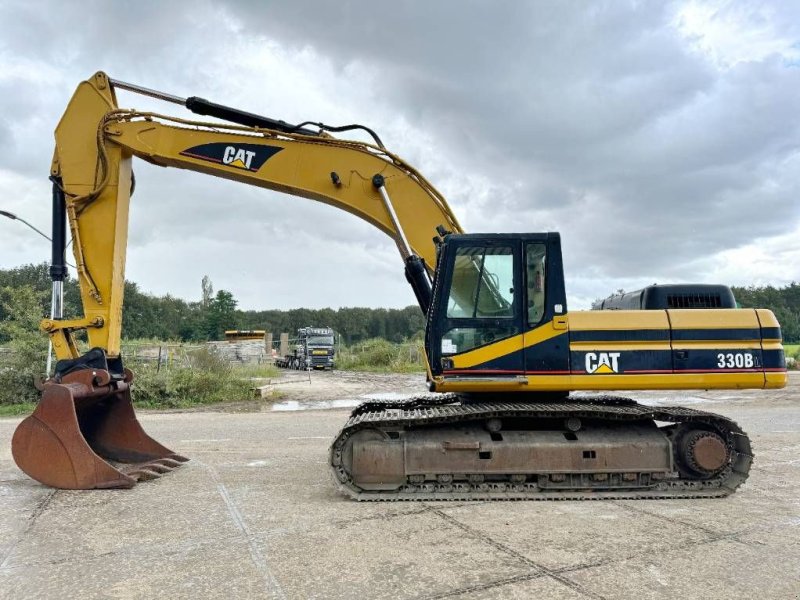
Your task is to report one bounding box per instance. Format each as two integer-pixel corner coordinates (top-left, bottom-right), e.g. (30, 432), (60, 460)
(11, 368), (187, 489)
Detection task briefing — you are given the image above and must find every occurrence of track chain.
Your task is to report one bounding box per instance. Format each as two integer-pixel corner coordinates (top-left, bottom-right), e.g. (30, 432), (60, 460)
(329, 394), (753, 501)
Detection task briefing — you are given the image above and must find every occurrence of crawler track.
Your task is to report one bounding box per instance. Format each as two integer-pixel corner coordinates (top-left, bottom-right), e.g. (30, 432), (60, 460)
(329, 395), (752, 501)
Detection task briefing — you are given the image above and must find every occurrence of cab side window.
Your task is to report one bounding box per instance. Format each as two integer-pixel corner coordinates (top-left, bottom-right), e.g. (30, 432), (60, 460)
(526, 243), (547, 326)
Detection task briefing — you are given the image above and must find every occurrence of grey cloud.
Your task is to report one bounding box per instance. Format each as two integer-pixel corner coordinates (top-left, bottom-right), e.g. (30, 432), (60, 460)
(225, 1), (800, 285)
(0, 119), (12, 165)
(0, 1), (217, 67)
(1, 1), (798, 309)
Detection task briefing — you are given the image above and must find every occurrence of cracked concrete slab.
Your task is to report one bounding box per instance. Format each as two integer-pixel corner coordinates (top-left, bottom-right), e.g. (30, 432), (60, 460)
(1, 373), (798, 599)
(434, 501), (713, 572)
(564, 529), (799, 600)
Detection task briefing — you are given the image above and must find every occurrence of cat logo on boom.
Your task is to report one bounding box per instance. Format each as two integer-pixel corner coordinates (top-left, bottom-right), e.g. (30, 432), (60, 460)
(585, 352), (621, 374)
(179, 142), (283, 172)
(222, 146), (256, 169)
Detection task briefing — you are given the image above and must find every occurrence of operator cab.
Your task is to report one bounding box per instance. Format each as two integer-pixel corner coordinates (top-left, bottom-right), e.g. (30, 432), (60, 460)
(425, 233), (568, 378)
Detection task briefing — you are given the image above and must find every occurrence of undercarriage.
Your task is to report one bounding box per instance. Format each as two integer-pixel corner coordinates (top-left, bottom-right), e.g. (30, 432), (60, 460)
(329, 395), (752, 501)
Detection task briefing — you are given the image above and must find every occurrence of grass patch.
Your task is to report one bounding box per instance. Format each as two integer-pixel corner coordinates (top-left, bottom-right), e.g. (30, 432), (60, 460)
(235, 363), (281, 379)
(784, 344), (799, 357)
(0, 402), (35, 417)
(337, 338), (425, 373)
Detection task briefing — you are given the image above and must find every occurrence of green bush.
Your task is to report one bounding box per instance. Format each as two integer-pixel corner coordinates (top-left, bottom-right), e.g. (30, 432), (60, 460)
(0, 286), (48, 405)
(131, 348), (253, 408)
(129, 347), (253, 408)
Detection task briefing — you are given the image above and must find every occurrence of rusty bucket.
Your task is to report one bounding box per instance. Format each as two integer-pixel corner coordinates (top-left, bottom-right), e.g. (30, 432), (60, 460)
(12, 368), (188, 489)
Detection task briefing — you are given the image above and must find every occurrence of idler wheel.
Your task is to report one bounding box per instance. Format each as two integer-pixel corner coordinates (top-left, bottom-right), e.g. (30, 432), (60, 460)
(677, 430), (729, 478)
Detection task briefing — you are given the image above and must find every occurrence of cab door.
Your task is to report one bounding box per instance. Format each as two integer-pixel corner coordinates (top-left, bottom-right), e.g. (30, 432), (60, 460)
(428, 238), (525, 376)
(522, 235), (570, 377)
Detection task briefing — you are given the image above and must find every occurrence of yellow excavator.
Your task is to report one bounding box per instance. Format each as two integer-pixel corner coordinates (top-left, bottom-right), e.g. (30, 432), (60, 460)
(11, 72), (786, 499)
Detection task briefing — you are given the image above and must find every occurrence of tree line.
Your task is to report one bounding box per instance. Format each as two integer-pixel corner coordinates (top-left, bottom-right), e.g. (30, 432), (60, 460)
(0, 263), (425, 344)
(2, 263), (797, 344)
(731, 284), (800, 343)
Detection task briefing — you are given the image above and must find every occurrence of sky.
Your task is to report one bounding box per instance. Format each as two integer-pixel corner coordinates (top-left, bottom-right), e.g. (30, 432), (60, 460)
(0, 0), (798, 311)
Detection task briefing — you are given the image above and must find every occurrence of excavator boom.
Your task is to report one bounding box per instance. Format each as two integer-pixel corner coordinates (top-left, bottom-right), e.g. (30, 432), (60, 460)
(49, 72), (461, 361)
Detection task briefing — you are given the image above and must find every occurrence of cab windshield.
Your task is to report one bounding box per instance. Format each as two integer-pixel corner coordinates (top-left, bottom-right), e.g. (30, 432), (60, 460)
(308, 335), (334, 346)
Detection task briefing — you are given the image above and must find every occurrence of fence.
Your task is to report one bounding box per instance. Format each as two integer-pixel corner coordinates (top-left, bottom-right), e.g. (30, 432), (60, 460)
(122, 340), (270, 370)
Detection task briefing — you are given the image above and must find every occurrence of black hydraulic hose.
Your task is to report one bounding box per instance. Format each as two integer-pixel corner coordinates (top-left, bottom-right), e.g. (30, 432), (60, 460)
(293, 121), (385, 149)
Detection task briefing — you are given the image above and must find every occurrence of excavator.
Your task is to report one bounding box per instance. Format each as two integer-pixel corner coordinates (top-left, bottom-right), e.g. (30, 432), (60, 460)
(11, 72), (786, 499)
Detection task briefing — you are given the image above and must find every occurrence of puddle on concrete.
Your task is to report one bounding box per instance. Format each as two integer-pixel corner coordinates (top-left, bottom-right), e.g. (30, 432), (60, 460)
(270, 390), (736, 412)
(271, 399), (360, 412)
(634, 396), (719, 406)
(271, 392), (418, 412)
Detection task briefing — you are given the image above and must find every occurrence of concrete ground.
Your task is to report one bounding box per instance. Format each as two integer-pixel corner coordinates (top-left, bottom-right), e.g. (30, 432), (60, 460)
(1, 373), (799, 600)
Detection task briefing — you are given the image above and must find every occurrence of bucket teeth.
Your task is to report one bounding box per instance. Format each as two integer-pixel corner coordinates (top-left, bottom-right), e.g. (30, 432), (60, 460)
(128, 468), (164, 482)
(140, 463), (173, 474)
(153, 458), (185, 468)
(167, 454), (190, 463)
(124, 457), (189, 481)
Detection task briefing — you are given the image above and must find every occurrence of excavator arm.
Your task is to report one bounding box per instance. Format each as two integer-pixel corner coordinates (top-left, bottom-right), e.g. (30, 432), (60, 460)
(48, 71), (462, 361)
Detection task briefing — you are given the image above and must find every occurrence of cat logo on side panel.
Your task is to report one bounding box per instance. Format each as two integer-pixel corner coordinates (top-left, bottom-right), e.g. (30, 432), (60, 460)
(585, 352), (621, 374)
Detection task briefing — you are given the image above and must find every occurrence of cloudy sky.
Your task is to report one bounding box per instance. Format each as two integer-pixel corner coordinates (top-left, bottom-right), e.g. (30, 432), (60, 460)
(0, 1), (798, 310)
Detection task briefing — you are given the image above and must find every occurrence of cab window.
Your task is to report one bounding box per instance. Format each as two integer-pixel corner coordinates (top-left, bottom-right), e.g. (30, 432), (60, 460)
(446, 246), (515, 318)
(526, 243), (547, 325)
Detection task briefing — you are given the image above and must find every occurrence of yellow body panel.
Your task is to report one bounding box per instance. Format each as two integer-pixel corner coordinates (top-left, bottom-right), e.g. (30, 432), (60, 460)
(766, 372), (788, 388)
(667, 308), (760, 329)
(756, 309), (781, 327)
(670, 341), (762, 350)
(570, 342), (671, 351)
(567, 310), (670, 331)
(451, 323), (564, 369)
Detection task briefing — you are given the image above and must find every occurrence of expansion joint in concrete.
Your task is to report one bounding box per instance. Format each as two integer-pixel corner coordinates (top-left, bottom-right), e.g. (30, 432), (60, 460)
(1, 489), (56, 570)
(426, 507), (607, 600)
